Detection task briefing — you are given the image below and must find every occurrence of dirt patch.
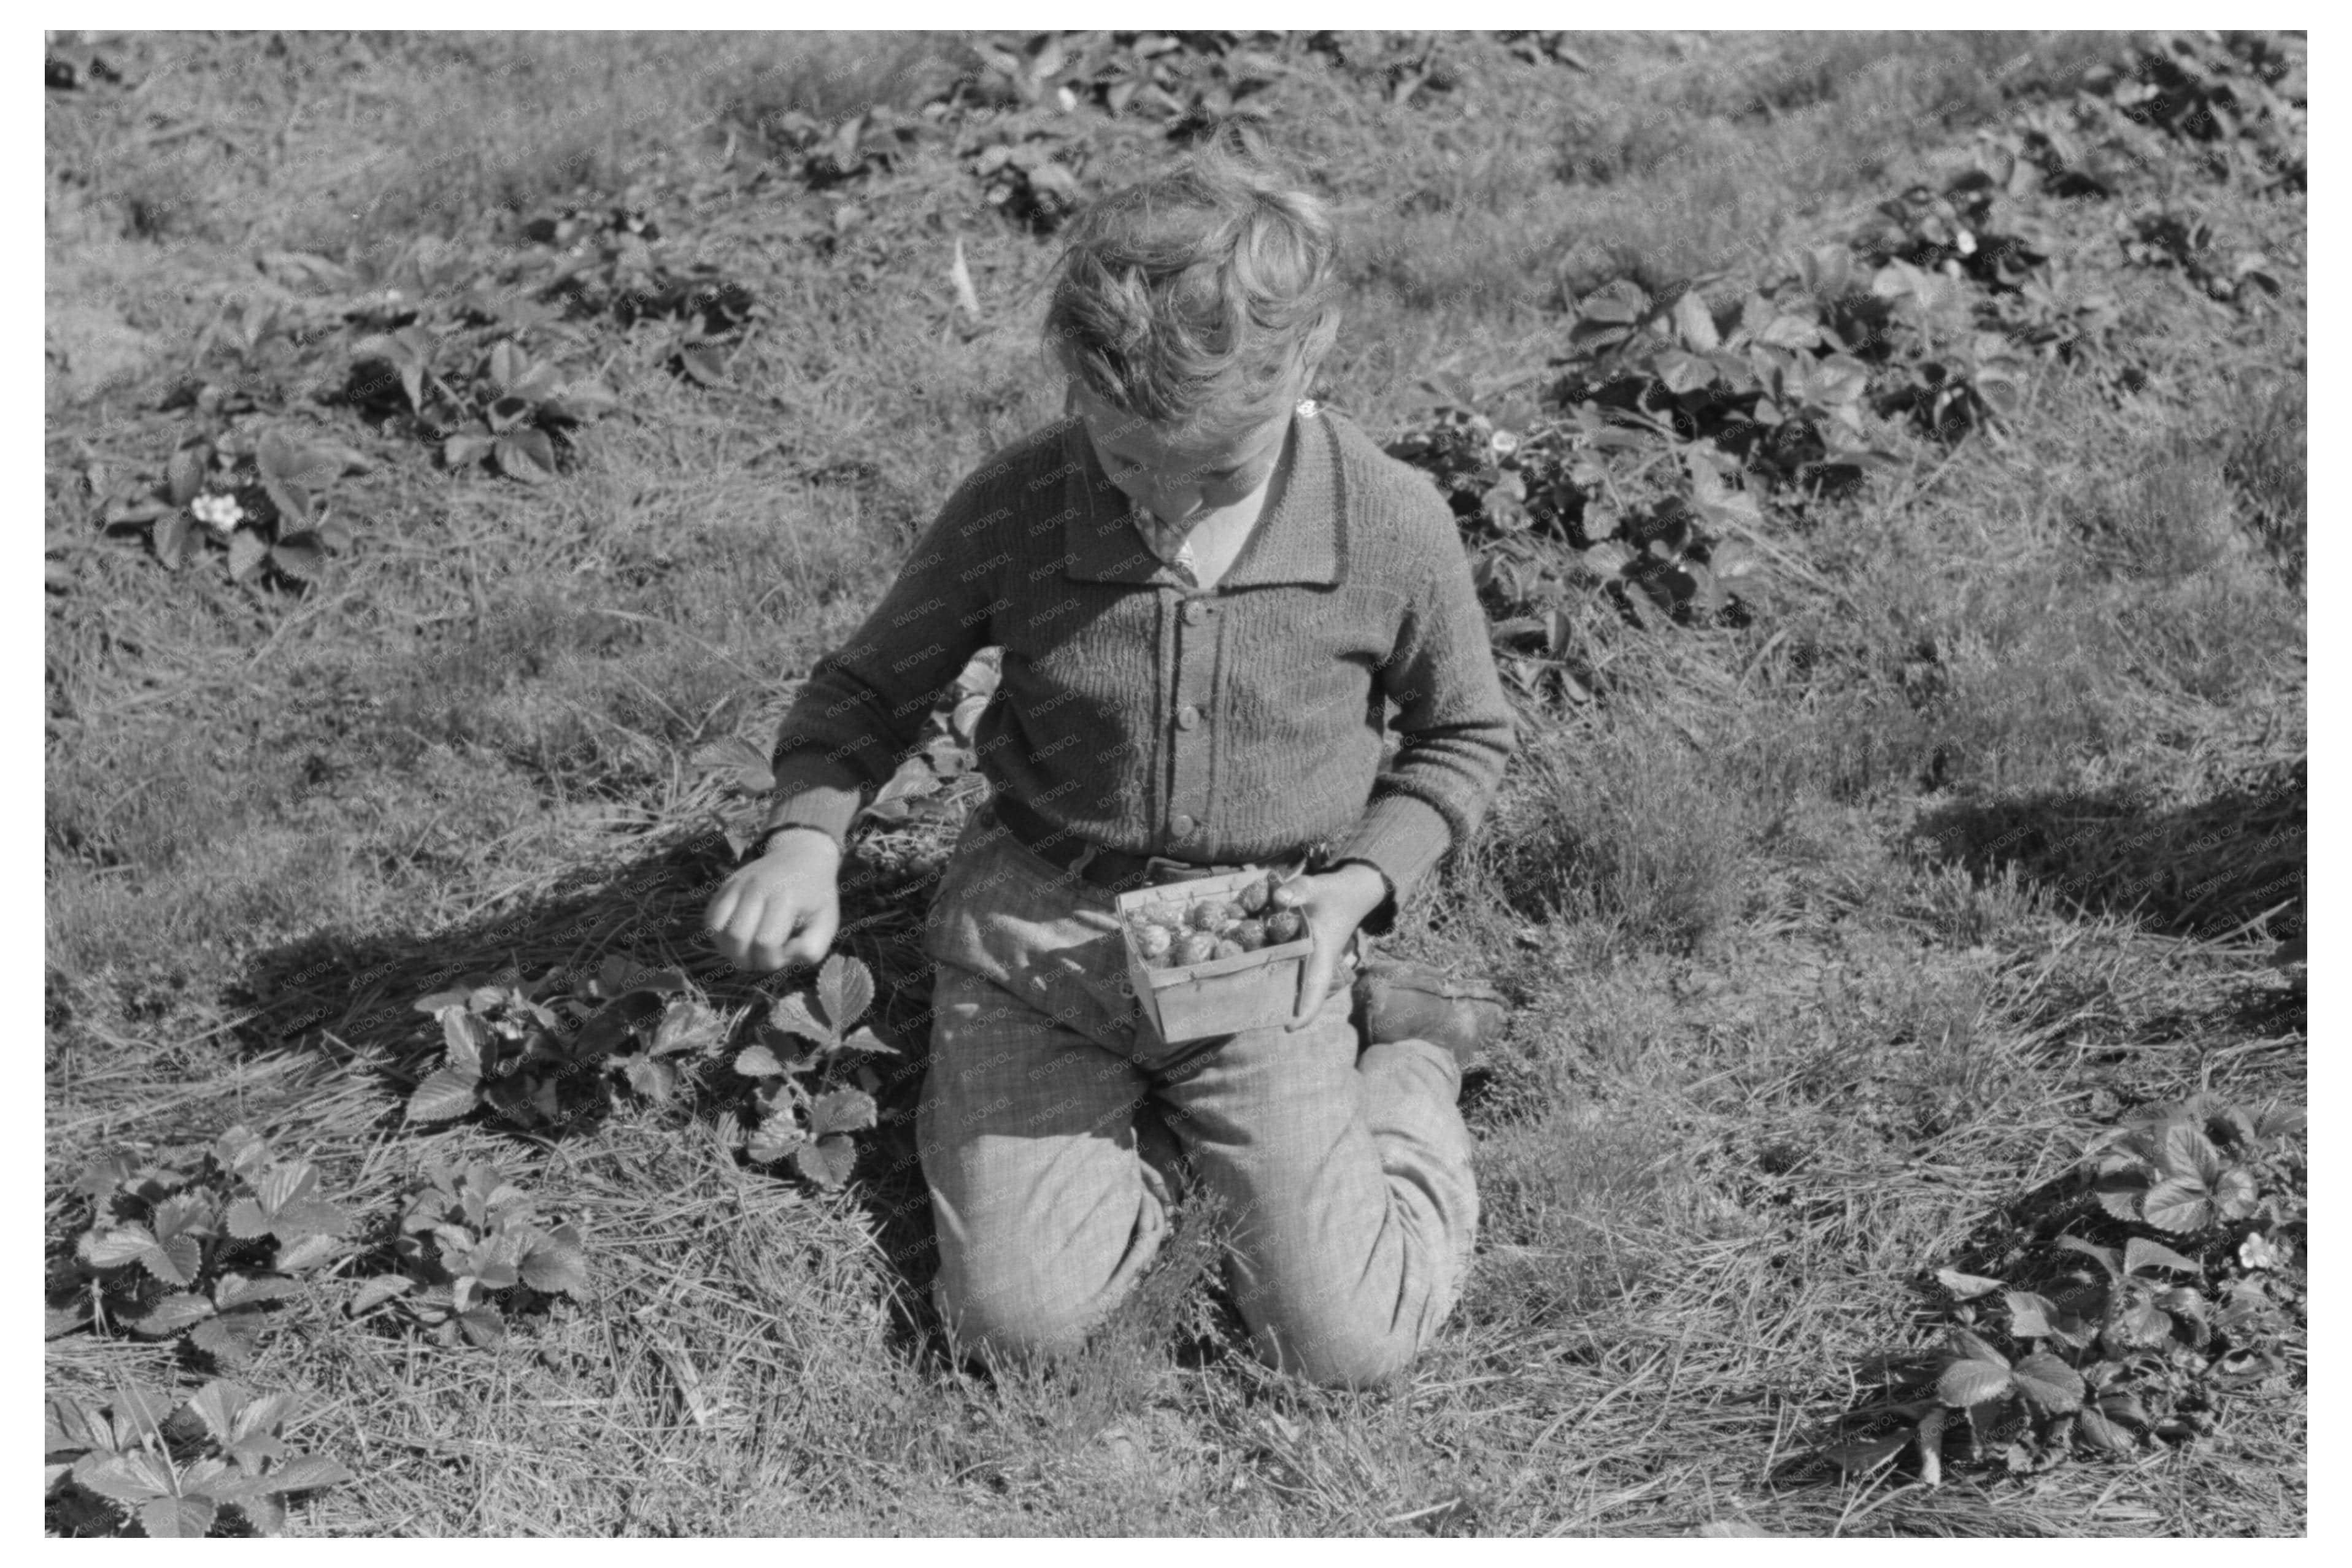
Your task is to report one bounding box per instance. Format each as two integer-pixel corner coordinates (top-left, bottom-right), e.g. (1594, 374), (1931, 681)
(45, 296), (157, 406)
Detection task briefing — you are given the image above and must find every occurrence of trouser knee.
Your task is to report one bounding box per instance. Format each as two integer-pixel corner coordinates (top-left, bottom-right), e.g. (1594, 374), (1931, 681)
(1252, 1312), (1417, 1391)
(933, 1262), (1094, 1366)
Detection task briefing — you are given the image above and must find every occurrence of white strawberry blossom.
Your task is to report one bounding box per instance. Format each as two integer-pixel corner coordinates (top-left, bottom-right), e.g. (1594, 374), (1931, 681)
(190, 493), (245, 534)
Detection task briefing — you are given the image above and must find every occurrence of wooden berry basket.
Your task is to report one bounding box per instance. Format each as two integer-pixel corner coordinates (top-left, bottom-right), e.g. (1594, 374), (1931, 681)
(1116, 868), (1315, 1046)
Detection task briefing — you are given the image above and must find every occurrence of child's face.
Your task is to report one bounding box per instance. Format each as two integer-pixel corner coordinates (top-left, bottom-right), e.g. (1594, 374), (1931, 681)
(1065, 378), (1292, 531)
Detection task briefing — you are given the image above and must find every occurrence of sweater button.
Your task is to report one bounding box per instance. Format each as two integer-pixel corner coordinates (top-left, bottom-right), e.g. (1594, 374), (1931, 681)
(1170, 813), (1197, 839)
(1182, 599), (1211, 625)
(1176, 704), (1201, 729)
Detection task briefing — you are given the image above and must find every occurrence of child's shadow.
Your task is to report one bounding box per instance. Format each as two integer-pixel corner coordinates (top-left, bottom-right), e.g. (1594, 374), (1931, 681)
(1907, 756), (2304, 948)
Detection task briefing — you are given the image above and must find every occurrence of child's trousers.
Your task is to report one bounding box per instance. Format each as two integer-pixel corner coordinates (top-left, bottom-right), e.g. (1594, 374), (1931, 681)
(917, 799), (1479, 1389)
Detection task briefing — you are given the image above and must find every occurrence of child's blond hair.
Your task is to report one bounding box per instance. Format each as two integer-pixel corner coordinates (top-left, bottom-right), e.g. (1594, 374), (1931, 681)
(1043, 123), (1341, 445)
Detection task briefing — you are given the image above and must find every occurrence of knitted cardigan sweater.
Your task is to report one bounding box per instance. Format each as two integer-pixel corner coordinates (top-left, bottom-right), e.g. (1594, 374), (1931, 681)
(762, 402), (1517, 929)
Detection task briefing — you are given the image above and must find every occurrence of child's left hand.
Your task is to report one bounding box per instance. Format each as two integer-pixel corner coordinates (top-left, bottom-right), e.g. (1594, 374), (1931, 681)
(1284, 863), (1388, 1031)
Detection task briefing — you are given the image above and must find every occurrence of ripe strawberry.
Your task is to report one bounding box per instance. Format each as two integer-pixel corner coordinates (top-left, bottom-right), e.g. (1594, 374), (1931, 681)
(1264, 909), (1304, 943)
(1189, 900), (1238, 932)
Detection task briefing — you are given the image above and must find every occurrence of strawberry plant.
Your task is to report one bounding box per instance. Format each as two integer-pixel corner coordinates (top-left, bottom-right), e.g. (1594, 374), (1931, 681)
(525, 204), (762, 338)
(58, 1124), (349, 1367)
(726, 954), (896, 1188)
(436, 340), (617, 483)
(47, 1378), (351, 1537)
(733, 102), (936, 189)
(1556, 275), (1894, 495)
(163, 293), (335, 417)
(349, 1158), (588, 1347)
(2088, 1097), (2302, 1236)
(1854, 174), (2057, 294)
(99, 426), (364, 582)
(1806, 1096), (2304, 1486)
(403, 959), (725, 1131)
(968, 134), (1089, 234)
(2100, 31), (2306, 193)
(1873, 324), (2029, 444)
(2115, 202), (2282, 310)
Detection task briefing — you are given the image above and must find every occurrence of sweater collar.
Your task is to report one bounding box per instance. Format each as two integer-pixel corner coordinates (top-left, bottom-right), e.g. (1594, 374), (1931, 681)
(1058, 405), (1345, 588)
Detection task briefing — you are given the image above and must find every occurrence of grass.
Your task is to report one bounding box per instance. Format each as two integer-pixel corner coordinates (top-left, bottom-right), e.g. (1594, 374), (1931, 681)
(45, 28), (2304, 1537)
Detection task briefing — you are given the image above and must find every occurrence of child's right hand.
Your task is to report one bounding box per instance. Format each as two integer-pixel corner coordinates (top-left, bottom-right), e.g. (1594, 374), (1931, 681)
(704, 831), (842, 974)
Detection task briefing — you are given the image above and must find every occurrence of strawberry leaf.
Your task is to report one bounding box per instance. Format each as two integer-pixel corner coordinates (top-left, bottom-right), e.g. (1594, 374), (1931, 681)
(145, 1232), (204, 1288)
(519, 1227), (588, 1295)
(226, 529), (269, 582)
(816, 954), (874, 1032)
(2124, 1237), (2204, 1277)
(183, 1381), (247, 1447)
(245, 1453), (353, 1496)
(652, 999), (722, 1057)
(191, 1313), (263, 1367)
(154, 509), (196, 569)
(455, 1307), (506, 1347)
(142, 1494), (218, 1538)
(809, 1088), (877, 1139)
(444, 432), (495, 469)
(254, 1162), (318, 1215)
(793, 1134), (858, 1189)
(131, 1293), (218, 1336)
(2140, 1176), (2215, 1235)
(2074, 1404), (2130, 1453)
(623, 1056), (677, 1102)
(2211, 1166), (2260, 1221)
(274, 1232), (342, 1273)
(838, 1025), (899, 1056)
(83, 1224), (158, 1269)
(349, 1275), (415, 1316)
(2055, 1234), (2121, 1278)
(746, 1120), (804, 1166)
(733, 1043), (787, 1079)
(75, 1451), (169, 1504)
(495, 428), (558, 483)
(2004, 1291), (2062, 1339)
(2010, 1353), (2084, 1414)
(166, 446), (207, 505)
(768, 994), (830, 1047)
(2158, 1120), (2226, 1186)
(406, 1067), (481, 1124)
(2093, 1170), (2148, 1222)
(1936, 1358), (2013, 1408)
(1935, 1267), (2004, 1301)
(271, 533), (326, 582)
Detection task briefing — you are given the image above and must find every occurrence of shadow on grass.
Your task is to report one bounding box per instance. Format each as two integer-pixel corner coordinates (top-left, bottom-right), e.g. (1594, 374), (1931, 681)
(229, 820), (957, 1297)
(1908, 756), (2304, 945)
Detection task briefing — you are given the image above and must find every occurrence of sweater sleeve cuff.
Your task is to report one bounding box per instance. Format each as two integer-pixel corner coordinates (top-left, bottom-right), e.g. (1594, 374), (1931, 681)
(760, 748), (869, 853)
(1328, 793), (1456, 936)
